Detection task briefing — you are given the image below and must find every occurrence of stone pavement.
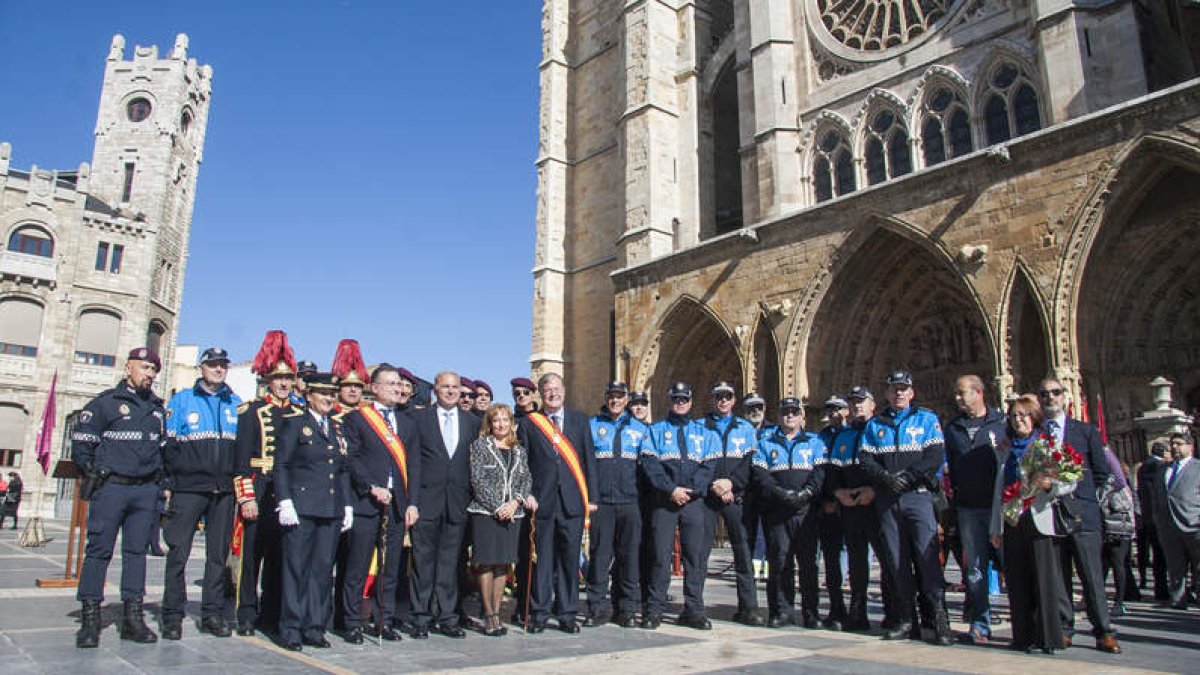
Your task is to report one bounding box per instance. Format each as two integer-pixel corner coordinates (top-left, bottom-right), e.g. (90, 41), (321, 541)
(0, 519), (1197, 674)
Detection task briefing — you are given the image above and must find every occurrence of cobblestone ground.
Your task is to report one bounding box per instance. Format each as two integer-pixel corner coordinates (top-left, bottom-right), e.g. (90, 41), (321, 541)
(0, 519), (1196, 673)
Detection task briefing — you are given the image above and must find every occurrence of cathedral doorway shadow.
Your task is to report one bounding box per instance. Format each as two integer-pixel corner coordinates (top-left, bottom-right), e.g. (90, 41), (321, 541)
(805, 227), (994, 418)
(645, 298), (743, 420)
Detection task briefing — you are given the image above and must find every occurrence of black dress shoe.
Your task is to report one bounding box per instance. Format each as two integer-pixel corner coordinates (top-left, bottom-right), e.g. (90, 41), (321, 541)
(162, 623), (182, 641)
(641, 614), (661, 630)
(235, 622), (255, 637)
(678, 614), (712, 630)
(1110, 602), (1126, 617)
(734, 610), (766, 626)
(799, 611), (819, 629)
(821, 616), (843, 632)
(614, 611), (637, 628)
(302, 636), (331, 648)
(408, 626), (430, 639)
(379, 625), (402, 641)
(344, 627), (363, 644)
(882, 622), (912, 640)
(200, 616), (232, 638)
(559, 619), (581, 634)
(437, 624), (467, 639)
(767, 614), (792, 628)
(282, 641), (302, 652)
(526, 621), (546, 634)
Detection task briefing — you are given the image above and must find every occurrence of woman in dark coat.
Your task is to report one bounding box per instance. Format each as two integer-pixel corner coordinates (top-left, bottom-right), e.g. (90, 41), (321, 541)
(468, 404), (531, 636)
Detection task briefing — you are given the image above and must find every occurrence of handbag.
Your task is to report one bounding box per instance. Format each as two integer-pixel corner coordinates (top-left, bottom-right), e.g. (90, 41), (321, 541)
(1052, 492), (1083, 537)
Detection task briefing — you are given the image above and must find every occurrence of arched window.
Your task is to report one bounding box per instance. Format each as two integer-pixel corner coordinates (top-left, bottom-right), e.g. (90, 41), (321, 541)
(920, 86), (973, 167)
(6, 226), (53, 258)
(0, 298), (44, 357)
(75, 309), (121, 367)
(981, 61), (1042, 146)
(863, 108), (911, 186)
(0, 404), (27, 468)
(812, 128), (856, 203)
(146, 321), (166, 355)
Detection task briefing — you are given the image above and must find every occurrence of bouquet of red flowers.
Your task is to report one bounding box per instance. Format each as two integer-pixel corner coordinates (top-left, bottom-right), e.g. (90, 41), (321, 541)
(1002, 434), (1085, 526)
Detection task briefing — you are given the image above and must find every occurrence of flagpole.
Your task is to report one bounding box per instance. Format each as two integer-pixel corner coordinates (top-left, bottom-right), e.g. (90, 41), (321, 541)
(19, 370), (55, 547)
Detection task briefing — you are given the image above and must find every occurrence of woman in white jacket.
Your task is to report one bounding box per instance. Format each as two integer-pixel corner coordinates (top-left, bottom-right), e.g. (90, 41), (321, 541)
(990, 394), (1073, 654)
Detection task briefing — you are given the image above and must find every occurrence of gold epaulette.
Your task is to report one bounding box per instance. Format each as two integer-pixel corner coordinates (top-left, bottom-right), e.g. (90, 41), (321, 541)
(236, 401), (252, 415)
(281, 407), (304, 418)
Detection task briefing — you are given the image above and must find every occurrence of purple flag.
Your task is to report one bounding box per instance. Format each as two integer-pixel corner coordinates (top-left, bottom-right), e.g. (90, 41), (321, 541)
(35, 371), (57, 475)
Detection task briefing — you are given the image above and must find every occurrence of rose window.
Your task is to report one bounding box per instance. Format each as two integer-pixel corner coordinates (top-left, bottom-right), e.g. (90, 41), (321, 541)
(816, 0), (958, 52)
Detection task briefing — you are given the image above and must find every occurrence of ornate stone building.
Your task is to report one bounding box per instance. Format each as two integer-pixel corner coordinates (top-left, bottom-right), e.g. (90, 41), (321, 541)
(529, 0), (1200, 442)
(0, 35), (212, 515)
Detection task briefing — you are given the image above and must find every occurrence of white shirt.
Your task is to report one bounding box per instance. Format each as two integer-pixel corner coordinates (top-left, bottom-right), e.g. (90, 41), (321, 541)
(1168, 456), (1192, 487)
(1046, 413), (1067, 445)
(438, 406), (459, 457)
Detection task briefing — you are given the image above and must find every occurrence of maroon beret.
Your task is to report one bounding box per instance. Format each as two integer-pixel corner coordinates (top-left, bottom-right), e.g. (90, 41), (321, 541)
(127, 346), (161, 370)
(510, 377), (536, 390)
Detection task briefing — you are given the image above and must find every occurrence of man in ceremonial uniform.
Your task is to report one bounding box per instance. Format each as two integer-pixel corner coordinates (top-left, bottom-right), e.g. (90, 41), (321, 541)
(341, 365), (421, 643)
(517, 372), (597, 633)
(586, 381), (650, 627)
(860, 370), (952, 645)
(408, 371), (480, 638)
(331, 339), (368, 418)
(641, 383), (716, 629)
(71, 347), (166, 648)
(232, 330), (300, 636)
(273, 373), (353, 651)
(161, 347), (241, 640)
(754, 397), (828, 627)
(825, 387), (881, 632)
(815, 396), (851, 630)
(702, 381), (764, 625)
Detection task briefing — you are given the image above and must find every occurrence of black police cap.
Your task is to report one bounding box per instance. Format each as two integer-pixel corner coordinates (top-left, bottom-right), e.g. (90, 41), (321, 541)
(886, 370), (913, 387)
(668, 382), (692, 399)
(779, 396), (802, 412)
(605, 381), (629, 395)
(846, 386), (873, 400)
(200, 347), (229, 364)
(629, 391), (649, 405)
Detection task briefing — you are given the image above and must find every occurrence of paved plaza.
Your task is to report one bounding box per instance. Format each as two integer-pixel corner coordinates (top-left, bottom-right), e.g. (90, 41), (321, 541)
(0, 519), (1196, 674)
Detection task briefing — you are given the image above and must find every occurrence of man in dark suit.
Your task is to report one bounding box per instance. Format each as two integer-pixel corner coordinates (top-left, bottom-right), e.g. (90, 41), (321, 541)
(1039, 379), (1120, 654)
(1154, 432), (1200, 609)
(516, 372), (597, 633)
(407, 371), (480, 638)
(341, 364), (422, 643)
(1137, 441), (1169, 599)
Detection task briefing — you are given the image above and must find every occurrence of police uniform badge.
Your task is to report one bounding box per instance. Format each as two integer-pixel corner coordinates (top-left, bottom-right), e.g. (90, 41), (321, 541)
(188, 412), (201, 425)
(665, 431), (673, 441)
(79, 410), (93, 423)
(164, 409), (172, 419)
(118, 403), (131, 416)
(303, 426), (313, 437)
(878, 430), (886, 439)
(770, 450), (779, 462)
(598, 427), (607, 437)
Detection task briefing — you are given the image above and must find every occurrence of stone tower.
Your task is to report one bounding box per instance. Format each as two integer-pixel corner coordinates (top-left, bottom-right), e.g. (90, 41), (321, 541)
(531, 0), (1200, 437)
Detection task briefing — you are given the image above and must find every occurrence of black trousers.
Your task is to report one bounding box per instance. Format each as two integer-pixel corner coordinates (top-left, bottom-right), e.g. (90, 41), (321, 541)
(1138, 524), (1169, 598)
(876, 490), (944, 620)
(527, 503), (585, 623)
(705, 499), (759, 613)
(818, 506), (847, 620)
(343, 512), (403, 629)
(237, 479), (282, 629)
(162, 491), (235, 621)
(765, 508), (820, 619)
(77, 481), (158, 602)
(1004, 515), (1064, 650)
(1159, 521), (1200, 605)
(1100, 537), (1132, 605)
(409, 510), (466, 628)
(647, 498), (710, 617)
(280, 515), (339, 644)
(587, 502), (641, 615)
(843, 504), (884, 624)
(1058, 529), (1113, 637)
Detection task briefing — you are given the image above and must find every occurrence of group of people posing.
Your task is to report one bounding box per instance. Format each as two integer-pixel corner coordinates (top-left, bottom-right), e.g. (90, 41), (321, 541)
(68, 329), (1191, 657)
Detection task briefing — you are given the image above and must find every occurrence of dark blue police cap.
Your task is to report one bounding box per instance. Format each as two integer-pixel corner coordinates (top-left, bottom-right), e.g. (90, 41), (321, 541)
(886, 370), (913, 387)
(668, 382), (692, 400)
(200, 347), (229, 364)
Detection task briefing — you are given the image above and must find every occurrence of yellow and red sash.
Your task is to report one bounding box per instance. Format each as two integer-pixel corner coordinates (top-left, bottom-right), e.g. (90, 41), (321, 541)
(529, 411), (590, 527)
(359, 406), (409, 491)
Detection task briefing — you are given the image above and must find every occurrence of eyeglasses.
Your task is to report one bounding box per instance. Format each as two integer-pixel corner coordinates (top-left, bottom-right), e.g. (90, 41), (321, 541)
(1039, 388), (1064, 398)
(746, 405), (764, 411)
(513, 388), (533, 396)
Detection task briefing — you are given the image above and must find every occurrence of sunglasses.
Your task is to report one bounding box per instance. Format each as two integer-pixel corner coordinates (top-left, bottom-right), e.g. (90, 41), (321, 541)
(1039, 388), (1064, 398)
(513, 388), (533, 396)
(461, 393), (476, 399)
(713, 392), (734, 401)
(670, 397), (691, 404)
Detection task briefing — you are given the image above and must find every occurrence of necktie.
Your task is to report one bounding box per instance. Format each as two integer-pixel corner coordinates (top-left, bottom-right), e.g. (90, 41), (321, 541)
(1168, 462), (1181, 488)
(676, 424), (688, 462)
(552, 413), (562, 430)
(383, 408), (395, 434)
(443, 410), (457, 455)
(1047, 419), (1060, 439)
(319, 416), (329, 437)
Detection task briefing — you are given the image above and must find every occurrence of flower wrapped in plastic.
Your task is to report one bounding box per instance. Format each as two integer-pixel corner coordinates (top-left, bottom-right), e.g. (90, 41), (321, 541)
(1002, 434), (1085, 526)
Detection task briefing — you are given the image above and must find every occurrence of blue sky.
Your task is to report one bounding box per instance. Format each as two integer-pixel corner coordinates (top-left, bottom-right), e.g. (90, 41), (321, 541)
(0, 1), (543, 401)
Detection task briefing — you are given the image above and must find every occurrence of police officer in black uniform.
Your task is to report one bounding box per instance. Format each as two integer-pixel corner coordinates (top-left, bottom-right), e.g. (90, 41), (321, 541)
(274, 373), (353, 651)
(815, 396), (851, 630)
(753, 397), (828, 627)
(233, 330), (301, 636)
(71, 347), (166, 648)
(641, 383), (716, 629)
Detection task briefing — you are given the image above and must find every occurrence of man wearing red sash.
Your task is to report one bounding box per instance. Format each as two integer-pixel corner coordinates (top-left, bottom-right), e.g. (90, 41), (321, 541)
(340, 364), (421, 643)
(516, 372), (597, 633)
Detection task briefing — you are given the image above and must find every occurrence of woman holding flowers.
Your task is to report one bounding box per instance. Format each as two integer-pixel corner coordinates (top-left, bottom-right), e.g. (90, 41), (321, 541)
(990, 394), (1084, 654)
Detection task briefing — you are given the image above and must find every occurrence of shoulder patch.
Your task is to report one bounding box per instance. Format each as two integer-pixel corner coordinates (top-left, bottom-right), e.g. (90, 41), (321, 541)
(79, 410), (93, 424)
(237, 401), (251, 414)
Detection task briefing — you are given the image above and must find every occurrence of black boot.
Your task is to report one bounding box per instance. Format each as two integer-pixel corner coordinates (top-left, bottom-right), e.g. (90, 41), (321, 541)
(932, 605), (953, 646)
(121, 597), (158, 643)
(76, 600), (102, 648)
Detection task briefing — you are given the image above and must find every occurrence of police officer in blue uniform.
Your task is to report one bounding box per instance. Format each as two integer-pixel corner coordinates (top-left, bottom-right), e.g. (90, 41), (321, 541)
(860, 370), (952, 645)
(754, 396), (828, 627)
(72, 347), (167, 648)
(586, 381), (650, 627)
(161, 347), (241, 640)
(815, 396), (851, 630)
(825, 387), (883, 632)
(641, 382), (716, 629)
(274, 373), (353, 651)
(703, 381), (765, 626)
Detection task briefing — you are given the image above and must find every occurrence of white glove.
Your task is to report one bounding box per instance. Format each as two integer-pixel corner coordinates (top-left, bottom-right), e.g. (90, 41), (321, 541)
(341, 506), (354, 533)
(278, 499), (300, 527)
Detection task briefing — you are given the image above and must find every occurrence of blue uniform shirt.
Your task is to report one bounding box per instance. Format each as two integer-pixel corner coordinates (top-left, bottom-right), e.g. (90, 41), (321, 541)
(590, 410), (650, 504)
(860, 406), (945, 485)
(641, 414), (716, 498)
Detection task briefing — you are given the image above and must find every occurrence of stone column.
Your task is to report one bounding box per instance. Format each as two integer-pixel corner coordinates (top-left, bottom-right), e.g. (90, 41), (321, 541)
(745, 0), (801, 219)
(1134, 377), (1195, 439)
